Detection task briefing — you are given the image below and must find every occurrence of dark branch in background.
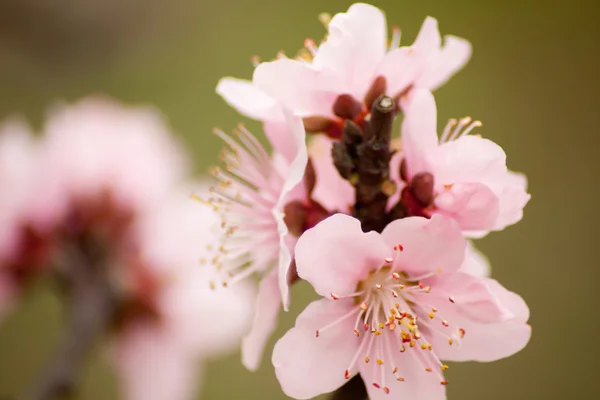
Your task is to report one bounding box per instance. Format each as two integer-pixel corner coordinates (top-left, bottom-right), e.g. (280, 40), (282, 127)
(24, 236), (119, 400)
(330, 95), (398, 400)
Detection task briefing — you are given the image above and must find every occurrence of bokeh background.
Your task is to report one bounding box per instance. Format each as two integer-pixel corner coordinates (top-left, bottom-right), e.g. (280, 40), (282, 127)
(0, 0), (598, 398)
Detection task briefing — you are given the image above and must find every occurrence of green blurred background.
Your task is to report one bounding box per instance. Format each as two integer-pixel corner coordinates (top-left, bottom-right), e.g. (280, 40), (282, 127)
(0, 0), (598, 398)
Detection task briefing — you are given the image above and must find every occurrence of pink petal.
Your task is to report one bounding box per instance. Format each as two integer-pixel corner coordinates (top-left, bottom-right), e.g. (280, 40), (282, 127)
(295, 214), (390, 297)
(216, 77), (283, 121)
(431, 136), (508, 186)
(375, 47), (422, 100)
(400, 89), (439, 178)
(272, 298), (360, 399)
(274, 111), (308, 309)
(426, 272), (514, 323)
(360, 349), (446, 400)
(381, 215), (465, 276)
(459, 241), (491, 277)
(315, 3), (387, 99)
(412, 17), (442, 54)
(492, 171), (531, 231)
(242, 270), (281, 371)
(429, 278), (531, 362)
(308, 135), (354, 212)
(434, 182), (500, 231)
(264, 121), (300, 165)
(417, 35), (473, 90)
(115, 325), (200, 400)
(253, 58), (341, 118)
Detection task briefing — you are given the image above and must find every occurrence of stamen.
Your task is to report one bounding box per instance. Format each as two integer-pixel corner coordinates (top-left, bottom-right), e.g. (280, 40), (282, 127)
(440, 119), (458, 142)
(390, 25), (401, 49)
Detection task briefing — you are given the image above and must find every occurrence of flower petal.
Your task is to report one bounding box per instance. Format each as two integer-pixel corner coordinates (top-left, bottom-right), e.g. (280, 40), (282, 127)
(431, 136), (508, 186)
(400, 89), (439, 178)
(381, 215), (465, 276)
(433, 182), (500, 231)
(315, 3), (387, 99)
(115, 326), (200, 400)
(253, 59), (341, 118)
(274, 111), (308, 309)
(492, 171), (531, 231)
(426, 272), (514, 323)
(375, 47), (422, 99)
(242, 270), (281, 371)
(417, 35), (472, 90)
(308, 135), (354, 212)
(412, 17), (442, 54)
(427, 278), (531, 362)
(459, 241), (491, 277)
(273, 298), (360, 399)
(295, 214), (390, 297)
(360, 343), (447, 400)
(216, 77), (283, 121)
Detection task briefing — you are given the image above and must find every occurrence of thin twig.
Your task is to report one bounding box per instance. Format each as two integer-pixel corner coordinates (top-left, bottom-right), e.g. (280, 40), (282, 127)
(24, 239), (118, 400)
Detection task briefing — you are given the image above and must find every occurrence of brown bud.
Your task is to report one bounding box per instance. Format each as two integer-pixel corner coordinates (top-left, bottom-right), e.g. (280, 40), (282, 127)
(342, 119), (364, 148)
(331, 142), (354, 179)
(283, 201), (307, 237)
(333, 94), (362, 120)
(410, 172), (435, 206)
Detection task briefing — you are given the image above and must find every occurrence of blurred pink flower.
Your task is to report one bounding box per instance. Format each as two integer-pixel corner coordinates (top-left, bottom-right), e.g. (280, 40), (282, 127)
(273, 214), (530, 399)
(217, 3), (471, 137)
(0, 119), (43, 317)
(398, 89), (530, 235)
(115, 186), (254, 400)
(32, 97), (188, 230)
(205, 113), (309, 370)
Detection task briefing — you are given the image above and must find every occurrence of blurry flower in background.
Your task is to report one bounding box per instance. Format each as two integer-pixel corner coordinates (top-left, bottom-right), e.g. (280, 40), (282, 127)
(0, 97), (254, 399)
(0, 120), (42, 319)
(115, 185), (254, 400)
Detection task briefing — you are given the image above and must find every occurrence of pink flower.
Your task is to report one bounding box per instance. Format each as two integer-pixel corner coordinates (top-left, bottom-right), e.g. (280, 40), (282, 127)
(115, 186), (254, 400)
(272, 214), (530, 399)
(32, 96), (188, 229)
(217, 3), (471, 138)
(205, 113), (310, 370)
(397, 89), (530, 235)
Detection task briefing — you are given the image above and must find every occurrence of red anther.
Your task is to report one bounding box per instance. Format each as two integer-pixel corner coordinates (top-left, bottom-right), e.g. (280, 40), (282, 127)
(449, 296), (455, 303)
(441, 380), (449, 386)
(458, 328), (466, 338)
(394, 244), (404, 251)
(383, 387), (390, 394)
(344, 369), (350, 379)
(315, 330), (320, 338)
(372, 383), (381, 389)
(331, 293), (340, 300)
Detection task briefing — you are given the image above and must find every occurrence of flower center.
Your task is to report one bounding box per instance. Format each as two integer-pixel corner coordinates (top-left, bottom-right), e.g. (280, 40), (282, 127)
(317, 251), (466, 393)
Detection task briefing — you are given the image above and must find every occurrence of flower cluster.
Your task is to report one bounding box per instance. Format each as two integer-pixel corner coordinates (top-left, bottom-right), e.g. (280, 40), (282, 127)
(212, 3), (531, 399)
(0, 97), (253, 400)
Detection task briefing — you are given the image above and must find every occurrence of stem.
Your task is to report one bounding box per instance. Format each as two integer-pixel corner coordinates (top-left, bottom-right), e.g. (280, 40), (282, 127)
(330, 375), (368, 400)
(24, 239), (118, 400)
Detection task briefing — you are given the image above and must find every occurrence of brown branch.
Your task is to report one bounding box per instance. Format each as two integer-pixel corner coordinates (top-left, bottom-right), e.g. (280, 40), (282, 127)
(330, 96), (397, 400)
(24, 239), (118, 400)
